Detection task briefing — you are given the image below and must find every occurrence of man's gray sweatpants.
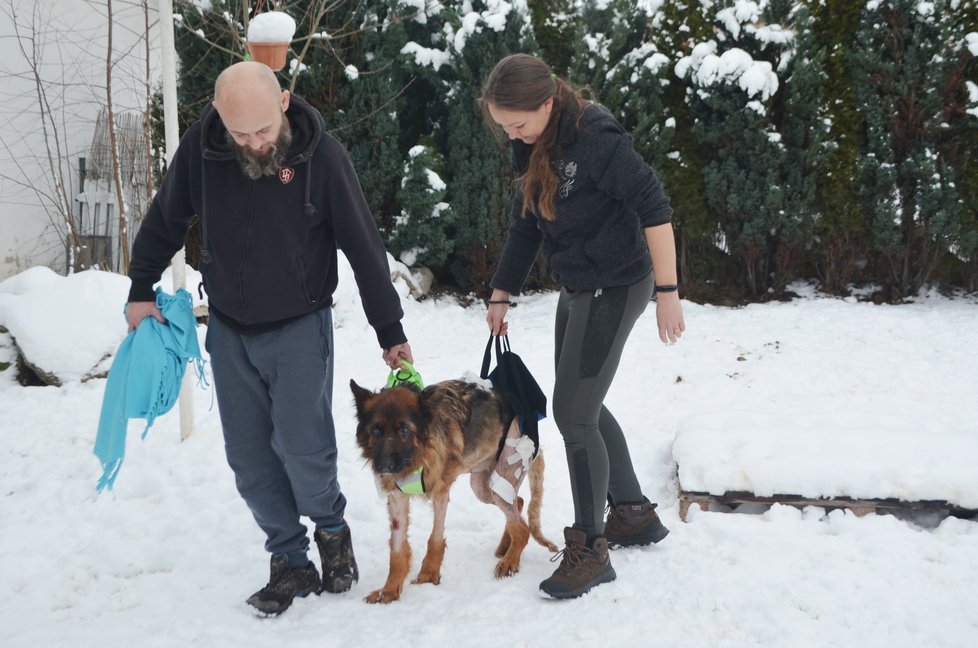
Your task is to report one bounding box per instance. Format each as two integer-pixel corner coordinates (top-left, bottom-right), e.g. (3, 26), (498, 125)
(206, 308), (346, 558)
(552, 273), (654, 538)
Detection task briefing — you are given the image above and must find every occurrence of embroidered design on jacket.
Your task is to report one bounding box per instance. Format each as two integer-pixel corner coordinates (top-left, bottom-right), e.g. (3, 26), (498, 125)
(279, 167), (295, 184)
(555, 159), (577, 198)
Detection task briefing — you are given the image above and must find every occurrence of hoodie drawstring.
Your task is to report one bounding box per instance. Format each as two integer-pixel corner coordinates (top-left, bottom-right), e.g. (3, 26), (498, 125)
(304, 156), (316, 217)
(200, 176), (213, 264)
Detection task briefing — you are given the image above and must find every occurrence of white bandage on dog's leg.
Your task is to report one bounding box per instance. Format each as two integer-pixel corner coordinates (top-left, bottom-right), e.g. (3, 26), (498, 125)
(489, 433), (536, 505)
(489, 470), (516, 504)
(509, 435), (535, 470)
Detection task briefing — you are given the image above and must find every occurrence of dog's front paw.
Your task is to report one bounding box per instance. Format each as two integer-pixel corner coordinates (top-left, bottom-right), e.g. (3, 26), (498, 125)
(364, 587), (401, 604)
(494, 558), (521, 579)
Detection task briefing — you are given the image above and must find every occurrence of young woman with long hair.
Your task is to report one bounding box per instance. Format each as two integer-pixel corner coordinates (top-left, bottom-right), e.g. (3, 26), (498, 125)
(481, 53), (685, 599)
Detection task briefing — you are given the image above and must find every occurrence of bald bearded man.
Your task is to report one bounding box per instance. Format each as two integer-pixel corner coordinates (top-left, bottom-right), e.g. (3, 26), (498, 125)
(126, 62), (413, 615)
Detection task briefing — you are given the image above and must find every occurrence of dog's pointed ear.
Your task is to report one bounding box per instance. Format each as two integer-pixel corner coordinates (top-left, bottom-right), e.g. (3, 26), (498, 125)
(416, 386), (438, 444)
(350, 379), (374, 417)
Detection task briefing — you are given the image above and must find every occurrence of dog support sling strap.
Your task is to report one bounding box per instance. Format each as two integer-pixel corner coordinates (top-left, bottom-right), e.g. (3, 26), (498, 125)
(480, 334), (547, 448)
(479, 334), (547, 505)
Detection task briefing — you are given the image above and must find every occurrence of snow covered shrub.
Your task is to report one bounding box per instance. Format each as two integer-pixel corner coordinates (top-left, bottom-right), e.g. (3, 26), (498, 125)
(391, 144), (456, 269)
(674, 1), (792, 297)
(851, 0), (978, 300)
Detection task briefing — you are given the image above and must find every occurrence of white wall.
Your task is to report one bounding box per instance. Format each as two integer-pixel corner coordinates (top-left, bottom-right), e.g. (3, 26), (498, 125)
(0, 0), (161, 280)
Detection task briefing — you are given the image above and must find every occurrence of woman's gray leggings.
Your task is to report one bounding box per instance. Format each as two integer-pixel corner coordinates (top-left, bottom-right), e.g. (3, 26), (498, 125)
(552, 273), (654, 538)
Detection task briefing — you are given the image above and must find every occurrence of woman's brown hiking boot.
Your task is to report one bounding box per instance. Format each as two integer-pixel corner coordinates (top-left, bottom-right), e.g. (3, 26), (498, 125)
(604, 497), (669, 548)
(539, 527), (616, 599)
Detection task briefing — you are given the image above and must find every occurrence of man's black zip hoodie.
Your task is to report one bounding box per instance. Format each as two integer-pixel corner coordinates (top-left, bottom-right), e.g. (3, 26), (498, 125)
(128, 95), (405, 347)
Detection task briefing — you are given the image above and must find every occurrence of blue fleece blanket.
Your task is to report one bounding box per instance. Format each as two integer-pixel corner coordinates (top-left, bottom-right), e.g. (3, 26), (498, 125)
(94, 287), (202, 492)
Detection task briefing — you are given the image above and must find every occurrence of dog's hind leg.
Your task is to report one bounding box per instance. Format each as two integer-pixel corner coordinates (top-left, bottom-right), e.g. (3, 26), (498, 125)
(494, 496), (521, 558)
(491, 495), (530, 578)
(468, 458), (494, 505)
(492, 449), (560, 575)
(487, 420), (535, 577)
(365, 491), (412, 604)
(472, 467), (517, 559)
(412, 490), (449, 586)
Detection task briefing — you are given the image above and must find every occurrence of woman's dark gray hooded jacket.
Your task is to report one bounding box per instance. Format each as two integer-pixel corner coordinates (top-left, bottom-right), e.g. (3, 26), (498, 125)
(491, 103), (672, 295)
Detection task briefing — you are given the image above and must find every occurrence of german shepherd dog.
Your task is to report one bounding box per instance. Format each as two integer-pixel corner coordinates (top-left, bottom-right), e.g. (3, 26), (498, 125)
(350, 378), (558, 603)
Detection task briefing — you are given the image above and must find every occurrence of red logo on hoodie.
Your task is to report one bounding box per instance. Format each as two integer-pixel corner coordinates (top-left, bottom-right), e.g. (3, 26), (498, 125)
(279, 167), (295, 184)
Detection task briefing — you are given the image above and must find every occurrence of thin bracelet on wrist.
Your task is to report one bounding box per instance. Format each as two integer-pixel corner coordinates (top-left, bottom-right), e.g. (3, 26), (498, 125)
(654, 284), (678, 294)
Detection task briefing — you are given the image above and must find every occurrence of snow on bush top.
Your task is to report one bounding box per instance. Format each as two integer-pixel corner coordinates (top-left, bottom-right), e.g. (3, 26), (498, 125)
(247, 12), (296, 43)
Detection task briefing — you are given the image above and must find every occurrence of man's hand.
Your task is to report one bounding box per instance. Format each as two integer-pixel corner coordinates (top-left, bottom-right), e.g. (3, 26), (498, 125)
(125, 301), (165, 332)
(383, 342), (414, 369)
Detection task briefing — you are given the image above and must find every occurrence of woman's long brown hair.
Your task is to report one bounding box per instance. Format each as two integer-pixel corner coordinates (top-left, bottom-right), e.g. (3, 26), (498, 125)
(480, 54), (588, 221)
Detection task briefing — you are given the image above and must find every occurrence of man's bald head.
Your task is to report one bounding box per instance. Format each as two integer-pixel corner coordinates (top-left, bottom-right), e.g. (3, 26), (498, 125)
(212, 61), (291, 157)
(214, 61), (282, 107)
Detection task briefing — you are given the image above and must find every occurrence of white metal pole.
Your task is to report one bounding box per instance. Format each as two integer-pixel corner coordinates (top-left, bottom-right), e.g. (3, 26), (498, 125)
(158, 0), (193, 441)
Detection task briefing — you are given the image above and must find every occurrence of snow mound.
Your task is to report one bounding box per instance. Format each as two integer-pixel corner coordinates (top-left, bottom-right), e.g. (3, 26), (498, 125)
(675, 410), (978, 508)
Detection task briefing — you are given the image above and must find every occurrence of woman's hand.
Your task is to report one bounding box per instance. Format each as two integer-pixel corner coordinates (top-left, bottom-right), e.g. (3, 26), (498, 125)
(644, 224), (684, 344)
(655, 292), (685, 344)
(486, 289), (511, 336)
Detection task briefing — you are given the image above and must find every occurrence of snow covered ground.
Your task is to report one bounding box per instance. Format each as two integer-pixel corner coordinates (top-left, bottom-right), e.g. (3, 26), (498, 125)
(1, 264), (977, 648)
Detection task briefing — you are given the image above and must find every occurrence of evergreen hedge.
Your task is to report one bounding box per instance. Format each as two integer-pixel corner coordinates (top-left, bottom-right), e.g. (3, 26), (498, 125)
(163, 0), (978, 303)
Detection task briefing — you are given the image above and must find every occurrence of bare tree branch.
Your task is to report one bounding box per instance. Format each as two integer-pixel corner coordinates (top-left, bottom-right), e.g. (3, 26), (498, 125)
(4, 0), (83, 266)
(327, 77), (417, 135)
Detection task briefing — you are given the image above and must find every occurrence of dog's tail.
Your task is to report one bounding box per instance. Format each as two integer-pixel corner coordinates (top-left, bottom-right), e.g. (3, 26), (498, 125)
(528, 449), (559, 551)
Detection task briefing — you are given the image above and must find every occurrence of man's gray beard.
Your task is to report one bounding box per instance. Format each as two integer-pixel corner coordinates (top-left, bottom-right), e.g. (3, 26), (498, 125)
(228, 118), (292, 180)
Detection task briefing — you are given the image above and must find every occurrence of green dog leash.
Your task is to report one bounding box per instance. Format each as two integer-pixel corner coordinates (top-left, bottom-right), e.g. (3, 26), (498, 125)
(386, 360), (424, 390)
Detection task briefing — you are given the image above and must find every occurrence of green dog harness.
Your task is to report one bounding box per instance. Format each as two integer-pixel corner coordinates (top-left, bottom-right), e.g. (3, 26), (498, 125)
(396, 466), (425, 496)
(375, 466), (426, 496)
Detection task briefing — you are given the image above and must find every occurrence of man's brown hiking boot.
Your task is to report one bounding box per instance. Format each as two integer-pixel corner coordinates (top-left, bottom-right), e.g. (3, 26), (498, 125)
(604, 497), (669, 548)
(539, 527), (616, 599)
